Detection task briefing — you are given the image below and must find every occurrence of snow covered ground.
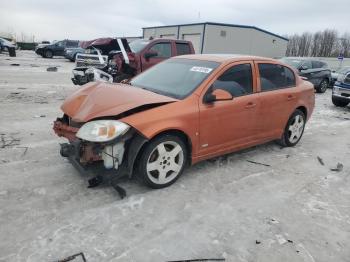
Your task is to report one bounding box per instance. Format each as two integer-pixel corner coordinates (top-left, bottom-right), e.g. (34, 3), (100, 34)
(0, 51), (350, 262)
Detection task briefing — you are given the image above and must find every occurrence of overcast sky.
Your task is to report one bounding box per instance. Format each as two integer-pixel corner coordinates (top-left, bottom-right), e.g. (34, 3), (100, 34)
(1, 0), (349, 41)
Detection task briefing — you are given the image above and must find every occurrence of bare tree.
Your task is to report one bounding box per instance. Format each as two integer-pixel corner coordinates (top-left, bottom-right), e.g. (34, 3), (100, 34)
(285, 29), (348, 57)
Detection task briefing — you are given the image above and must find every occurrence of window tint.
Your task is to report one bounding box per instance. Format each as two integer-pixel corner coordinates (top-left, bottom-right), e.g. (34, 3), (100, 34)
(301, 60), (312, 70)
(56, 41), (64, 47)
(149, 43), (171, 58)
(176, 43), (191, 55)
(213, 64), (253, 97)
(312, 61), (322, 69)
(66, 41), (78, 48)
(258, 63), (296, 91)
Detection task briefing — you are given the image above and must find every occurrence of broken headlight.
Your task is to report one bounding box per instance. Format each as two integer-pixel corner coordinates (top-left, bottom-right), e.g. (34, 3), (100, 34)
(76, 120), (130, 142)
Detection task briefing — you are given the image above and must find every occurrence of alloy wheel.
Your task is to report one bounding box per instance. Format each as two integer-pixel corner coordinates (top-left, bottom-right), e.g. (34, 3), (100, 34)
(146, 141), (184, 185)
(288, 114), (305, 143)
(320, 80), (328, 92)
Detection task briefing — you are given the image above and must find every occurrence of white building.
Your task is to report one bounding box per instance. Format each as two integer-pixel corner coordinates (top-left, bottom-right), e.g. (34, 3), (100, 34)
(143, 22), (288, 58)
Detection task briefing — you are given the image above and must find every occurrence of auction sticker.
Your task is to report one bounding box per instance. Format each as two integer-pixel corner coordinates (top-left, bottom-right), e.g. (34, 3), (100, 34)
(190, 66), (213, 73)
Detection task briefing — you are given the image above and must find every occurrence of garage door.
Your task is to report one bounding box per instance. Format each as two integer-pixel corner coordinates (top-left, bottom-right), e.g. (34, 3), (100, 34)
(160, 34), (176, 39)
(182, 34), (201, 54)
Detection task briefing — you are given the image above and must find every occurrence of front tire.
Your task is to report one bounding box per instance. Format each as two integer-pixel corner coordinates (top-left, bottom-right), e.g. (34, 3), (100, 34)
(44, 49), (53, 58)
(332, 96), (349, 107)
(278, 109), (306, 147)
(316, 79), (328, 93)
(138, 134), (187, 189)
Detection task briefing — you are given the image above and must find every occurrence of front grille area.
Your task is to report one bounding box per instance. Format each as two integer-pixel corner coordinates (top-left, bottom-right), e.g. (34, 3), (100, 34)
(75, 53), (108, 69)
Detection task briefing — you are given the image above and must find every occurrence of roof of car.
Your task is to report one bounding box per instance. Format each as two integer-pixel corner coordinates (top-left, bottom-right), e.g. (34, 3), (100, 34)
(283, 57), (326, 62)
(177, 54), (276, 63)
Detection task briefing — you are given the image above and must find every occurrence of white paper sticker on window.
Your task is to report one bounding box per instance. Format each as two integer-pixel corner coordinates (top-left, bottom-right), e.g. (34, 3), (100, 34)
(190, 66), (213, 74)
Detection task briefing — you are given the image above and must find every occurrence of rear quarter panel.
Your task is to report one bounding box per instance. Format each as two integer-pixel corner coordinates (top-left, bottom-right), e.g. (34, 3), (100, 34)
(297, 79), (315, 121)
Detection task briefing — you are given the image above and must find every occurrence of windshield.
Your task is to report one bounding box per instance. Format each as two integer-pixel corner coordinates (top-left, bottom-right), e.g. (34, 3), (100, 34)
(129, 39), (150, 53)
(280, 58), (302, 69)
(130, 58), (220, 99)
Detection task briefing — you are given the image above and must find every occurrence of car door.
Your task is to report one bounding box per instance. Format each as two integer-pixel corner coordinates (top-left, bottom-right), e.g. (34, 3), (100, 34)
(310, 60), (326, 86)
(54, 41), (66, 56)
(255, 62), (298, 139)
(198, 61), (259, 157)
(141, 41), (172, 71)
(299, 60), (318, 85)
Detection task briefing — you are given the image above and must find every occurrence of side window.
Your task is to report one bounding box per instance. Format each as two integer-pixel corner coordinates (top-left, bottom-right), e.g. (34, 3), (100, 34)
(66, 41), (78, 48)
(149, 43), (171, 58)
(321, 62), (328, 68)
(176, 43), (191, 55)
(312, 61), (321, 69)
(213, 63), (253, 97)
(301, 60), (312, 70)
(258, 63), (296, 91)
(56, 41), (64, 47)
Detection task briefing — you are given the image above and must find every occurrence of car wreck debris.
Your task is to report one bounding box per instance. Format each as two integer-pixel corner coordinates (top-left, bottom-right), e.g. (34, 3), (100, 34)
(47, 66), (58, 72)
(56, 252), (86, 262)
(0, 134), (20, 148)
(330, 162), (343, 172)
(317, 156), (325, 165)
(246, 160), (271, 167)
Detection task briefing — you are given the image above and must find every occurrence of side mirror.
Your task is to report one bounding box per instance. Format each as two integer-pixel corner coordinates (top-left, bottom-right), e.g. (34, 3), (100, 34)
(204, 88), (233, 103)
(144, 50), (158, 60)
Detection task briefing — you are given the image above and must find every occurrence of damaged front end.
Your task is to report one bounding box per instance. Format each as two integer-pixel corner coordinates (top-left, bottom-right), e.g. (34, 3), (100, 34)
(53, 115), (147, 197)
(71, 38), (137, 85)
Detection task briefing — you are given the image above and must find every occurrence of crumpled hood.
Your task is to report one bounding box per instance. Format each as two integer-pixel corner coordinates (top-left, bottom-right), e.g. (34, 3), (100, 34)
(61, 82), (178, 122)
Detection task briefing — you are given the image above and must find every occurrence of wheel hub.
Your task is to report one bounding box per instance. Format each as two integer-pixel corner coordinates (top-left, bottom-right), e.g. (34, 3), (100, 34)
(146, 141), (184, 185)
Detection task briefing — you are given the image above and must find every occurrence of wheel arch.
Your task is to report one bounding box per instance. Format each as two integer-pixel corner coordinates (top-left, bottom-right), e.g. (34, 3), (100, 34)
(296, 105), (307, 119)
(132, 129), (193, 177)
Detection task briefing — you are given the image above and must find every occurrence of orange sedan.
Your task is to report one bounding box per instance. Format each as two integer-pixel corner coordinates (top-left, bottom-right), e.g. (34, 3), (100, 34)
(54, 54), (315, 191)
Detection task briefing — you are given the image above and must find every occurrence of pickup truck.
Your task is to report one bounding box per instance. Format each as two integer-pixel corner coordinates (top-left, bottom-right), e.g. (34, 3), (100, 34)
(71, 38), (195, 85)
(280, 57), (331, 93)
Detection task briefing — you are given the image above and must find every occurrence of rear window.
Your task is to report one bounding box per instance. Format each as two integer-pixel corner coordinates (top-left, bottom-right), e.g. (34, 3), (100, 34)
(258, 63), (296, 91)
(176, 43), (191, 55)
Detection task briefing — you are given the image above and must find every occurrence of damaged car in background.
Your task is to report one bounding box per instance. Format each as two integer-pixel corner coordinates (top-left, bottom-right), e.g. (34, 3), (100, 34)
(54, 54), (315, 197)
(71, 37), (195, 85)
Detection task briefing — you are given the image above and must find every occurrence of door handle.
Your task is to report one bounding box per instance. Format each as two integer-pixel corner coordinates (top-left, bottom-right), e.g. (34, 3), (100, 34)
(245, 102), (256, 109)
(287, 95), (296, 101)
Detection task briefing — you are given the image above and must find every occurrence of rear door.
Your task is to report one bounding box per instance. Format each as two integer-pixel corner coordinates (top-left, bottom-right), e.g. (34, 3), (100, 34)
(255, 62), (298, 139)
(140, 41), (172, 71)
(298, 60), (317, 85)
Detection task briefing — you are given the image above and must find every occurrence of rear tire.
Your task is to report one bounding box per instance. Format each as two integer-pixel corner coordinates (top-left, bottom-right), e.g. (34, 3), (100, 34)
(44, 49), (53, 58)
(138, 134), (187, 189)
(332, 96), (349, 107)
(278, 109), (306, 147)
(316, 79), (328, 93)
